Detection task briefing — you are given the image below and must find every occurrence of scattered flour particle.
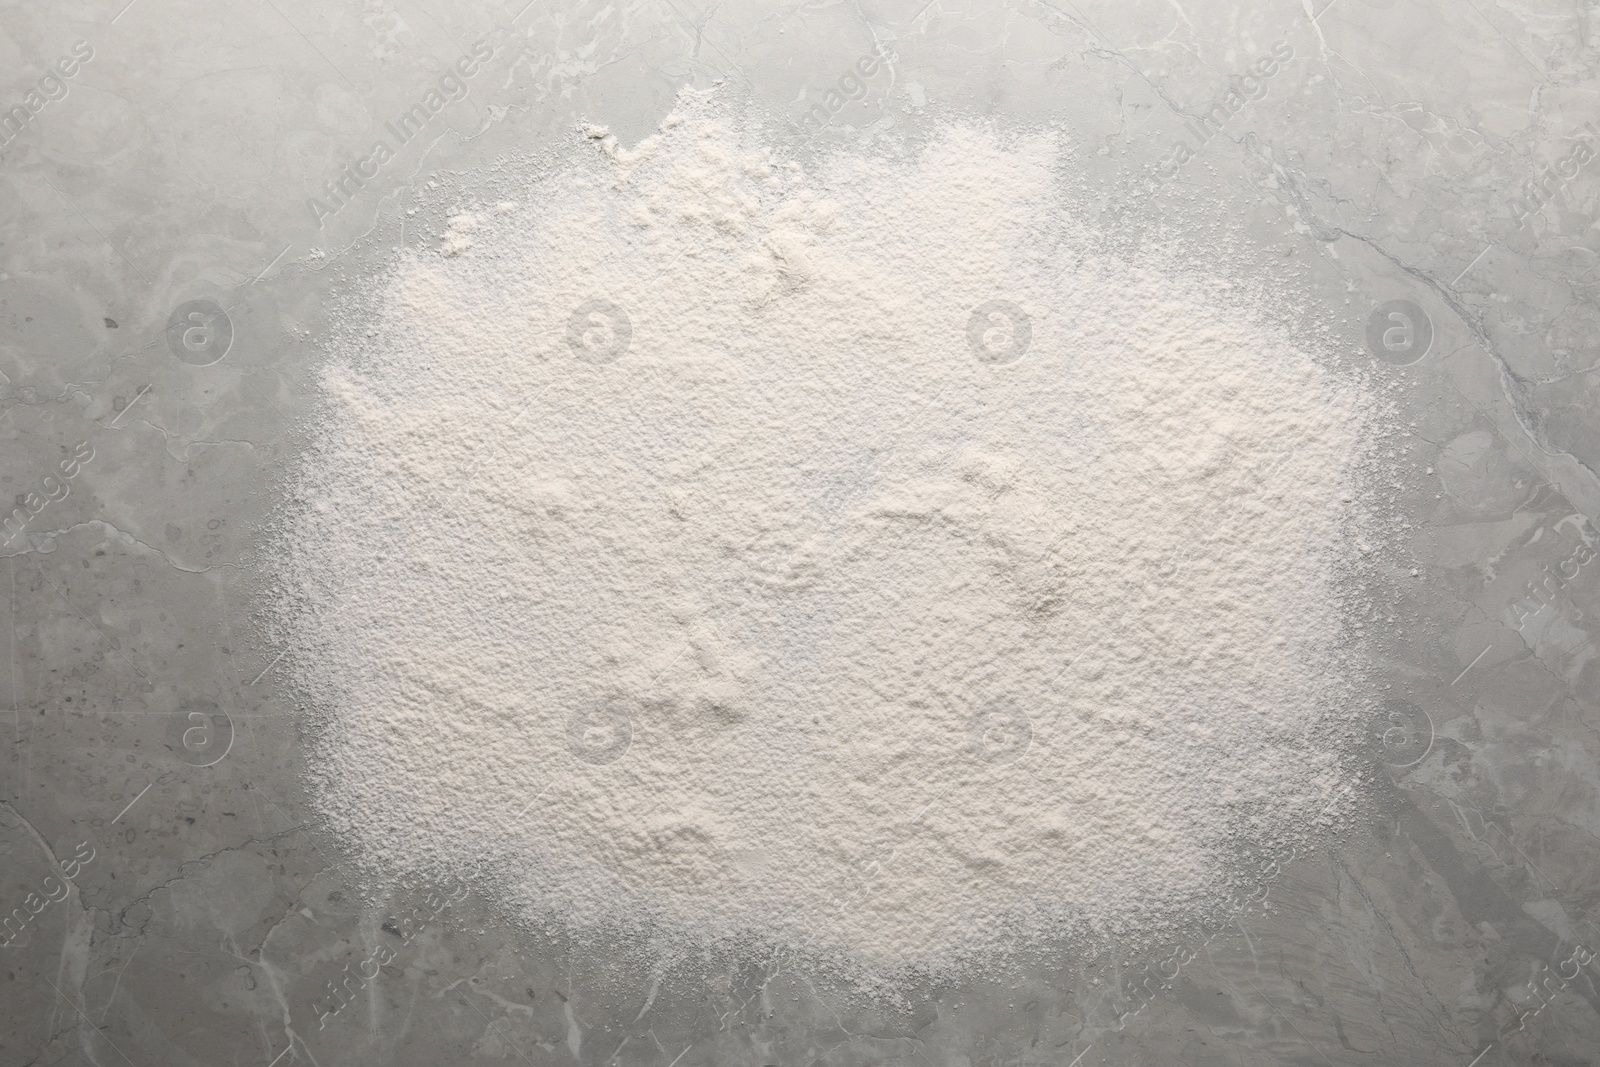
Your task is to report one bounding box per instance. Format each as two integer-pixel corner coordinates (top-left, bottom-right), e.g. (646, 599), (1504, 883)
(441, 212), (479, 256)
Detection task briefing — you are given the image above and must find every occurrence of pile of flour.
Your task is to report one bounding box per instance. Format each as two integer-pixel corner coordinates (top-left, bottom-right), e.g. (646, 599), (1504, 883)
(270, 93), (1378, 975)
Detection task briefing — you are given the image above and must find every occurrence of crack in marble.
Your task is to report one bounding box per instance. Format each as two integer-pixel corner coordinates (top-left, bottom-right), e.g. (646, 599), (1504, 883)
(2, 518), (244, 573)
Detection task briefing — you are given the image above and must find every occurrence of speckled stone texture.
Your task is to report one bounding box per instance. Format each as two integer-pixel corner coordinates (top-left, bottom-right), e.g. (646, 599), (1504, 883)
(2, 1), (1598, 1064)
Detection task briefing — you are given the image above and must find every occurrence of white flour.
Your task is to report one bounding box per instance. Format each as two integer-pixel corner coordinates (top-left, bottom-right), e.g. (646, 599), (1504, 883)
(270, 93), (1378, 976)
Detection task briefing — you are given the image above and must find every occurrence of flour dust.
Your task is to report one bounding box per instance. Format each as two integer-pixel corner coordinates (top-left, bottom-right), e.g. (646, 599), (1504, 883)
(267, 92), (1382, 981)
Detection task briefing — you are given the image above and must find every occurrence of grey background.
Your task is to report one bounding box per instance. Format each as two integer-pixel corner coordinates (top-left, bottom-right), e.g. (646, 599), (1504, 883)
(3, 0), (1599, 1064)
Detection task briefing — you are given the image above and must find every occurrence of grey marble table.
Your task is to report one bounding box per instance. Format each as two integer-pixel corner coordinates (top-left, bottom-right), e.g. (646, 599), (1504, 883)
(2, 1), (1598, 1064)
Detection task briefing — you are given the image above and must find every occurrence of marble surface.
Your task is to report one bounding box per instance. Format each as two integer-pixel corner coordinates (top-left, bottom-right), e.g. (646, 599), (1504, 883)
(2, 0), (1599, 1064)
